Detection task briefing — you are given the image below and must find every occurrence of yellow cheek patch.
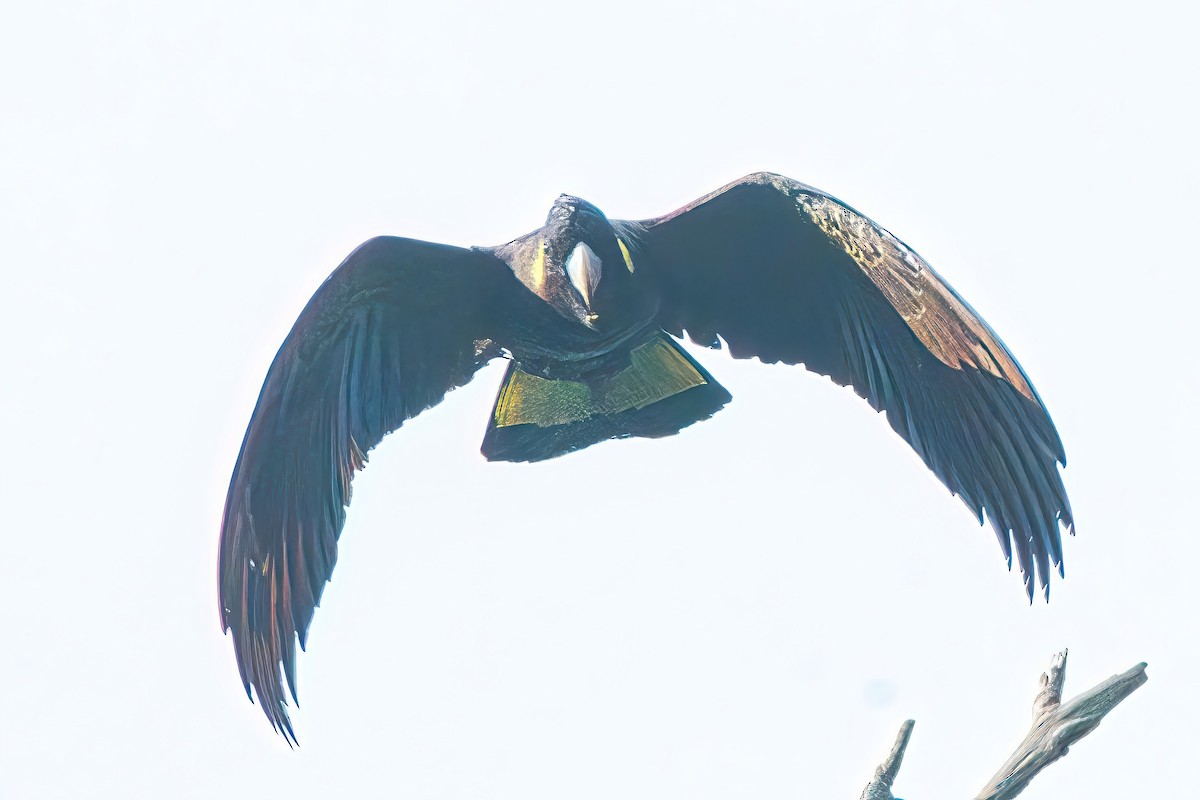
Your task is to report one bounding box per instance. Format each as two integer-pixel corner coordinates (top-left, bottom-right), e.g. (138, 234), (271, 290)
(531, 239), (547, 292)
(617, 238), (635, 273)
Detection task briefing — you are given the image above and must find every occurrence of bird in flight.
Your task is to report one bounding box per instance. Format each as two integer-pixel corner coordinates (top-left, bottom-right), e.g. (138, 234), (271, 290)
(219, 172), (1073, 743)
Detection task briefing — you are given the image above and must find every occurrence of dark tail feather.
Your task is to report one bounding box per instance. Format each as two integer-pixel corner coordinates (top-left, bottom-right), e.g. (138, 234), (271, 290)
(481, 334), (731, 463)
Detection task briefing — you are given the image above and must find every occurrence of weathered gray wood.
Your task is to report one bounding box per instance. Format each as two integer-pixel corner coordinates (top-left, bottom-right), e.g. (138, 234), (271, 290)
(857, 651), (1147, 800)
(975, 650), (1148, 800)
(859, 719), (914, 800)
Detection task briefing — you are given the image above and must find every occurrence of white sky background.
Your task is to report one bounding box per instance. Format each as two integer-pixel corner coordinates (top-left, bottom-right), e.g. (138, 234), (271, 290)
(1, 1), (1196, 797)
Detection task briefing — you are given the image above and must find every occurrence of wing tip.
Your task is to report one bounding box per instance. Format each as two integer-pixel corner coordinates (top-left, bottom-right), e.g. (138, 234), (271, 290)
(246, 639), (303, 747)
(222, 584), (306, 747)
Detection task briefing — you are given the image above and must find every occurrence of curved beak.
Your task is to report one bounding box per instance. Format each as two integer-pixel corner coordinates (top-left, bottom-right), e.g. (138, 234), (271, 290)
(565, 242), (602, 309)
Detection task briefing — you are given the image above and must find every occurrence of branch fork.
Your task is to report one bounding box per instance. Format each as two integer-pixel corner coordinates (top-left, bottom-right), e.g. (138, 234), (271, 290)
(858, 650), (1147, 800)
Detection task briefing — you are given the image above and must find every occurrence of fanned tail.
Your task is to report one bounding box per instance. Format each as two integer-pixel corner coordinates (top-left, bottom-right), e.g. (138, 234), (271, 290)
(481, 334), (731, 462)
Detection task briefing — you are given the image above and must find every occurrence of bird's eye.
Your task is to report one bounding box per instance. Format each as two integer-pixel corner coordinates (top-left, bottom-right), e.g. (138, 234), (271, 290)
(617, 238), (635, 273)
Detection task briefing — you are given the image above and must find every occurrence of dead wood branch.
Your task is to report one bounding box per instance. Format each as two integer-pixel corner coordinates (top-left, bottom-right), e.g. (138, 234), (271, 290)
(857, 650), (1147, 800)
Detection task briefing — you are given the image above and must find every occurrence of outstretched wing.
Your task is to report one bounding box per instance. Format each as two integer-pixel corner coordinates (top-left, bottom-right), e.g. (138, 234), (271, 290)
(219, 236), (527, 742)
(631, 172), (1073, 600)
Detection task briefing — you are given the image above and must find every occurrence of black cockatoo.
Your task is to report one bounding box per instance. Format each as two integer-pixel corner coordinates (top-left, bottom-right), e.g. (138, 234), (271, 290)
(219, 173), (1073, 742)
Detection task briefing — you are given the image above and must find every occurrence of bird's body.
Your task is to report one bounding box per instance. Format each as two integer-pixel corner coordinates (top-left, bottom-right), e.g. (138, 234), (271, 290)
(219, 173), (1074, 742)
(477, 195), (732, 461)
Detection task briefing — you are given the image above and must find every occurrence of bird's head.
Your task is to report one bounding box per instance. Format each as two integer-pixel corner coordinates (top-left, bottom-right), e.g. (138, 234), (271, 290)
(519, 195), (642, 331)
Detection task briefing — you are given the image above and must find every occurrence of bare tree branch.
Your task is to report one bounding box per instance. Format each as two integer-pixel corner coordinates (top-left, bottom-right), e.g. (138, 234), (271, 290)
(856, 651), (1148, 800)
(976, 650), (1148, 799)
(859, 719), (914, 800)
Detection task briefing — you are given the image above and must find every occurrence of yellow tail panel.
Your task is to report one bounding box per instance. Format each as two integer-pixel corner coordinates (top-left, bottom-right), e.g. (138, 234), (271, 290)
(492, 336), (710, 429)
(482, 333), (731, 462)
